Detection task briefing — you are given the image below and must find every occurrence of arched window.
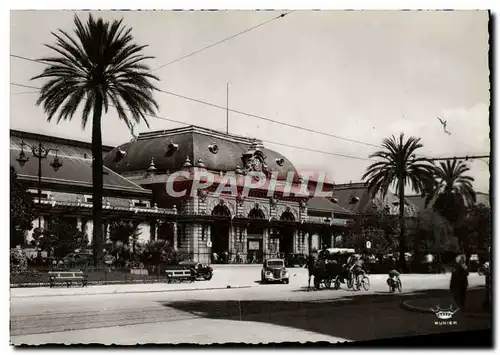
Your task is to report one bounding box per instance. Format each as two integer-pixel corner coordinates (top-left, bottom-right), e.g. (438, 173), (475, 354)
(212, 204), (231, 217)
(248, 207), (265, 220)
(280, 210), (295, 221)
(248, 207), (265, 236)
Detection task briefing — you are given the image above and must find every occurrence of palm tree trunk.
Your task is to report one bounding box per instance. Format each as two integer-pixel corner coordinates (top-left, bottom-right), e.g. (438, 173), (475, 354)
(398, 178), (406, 272)
(92, 94), (104, 267)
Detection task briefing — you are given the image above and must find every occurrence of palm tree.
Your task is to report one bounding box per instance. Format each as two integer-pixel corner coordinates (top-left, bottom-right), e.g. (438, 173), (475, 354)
(426, 159), (476, 224)
(143, 239), (178, 275)
(362, 133), (436, 270)
(31, 14), (159, 266)
(425, 159), (477, 252)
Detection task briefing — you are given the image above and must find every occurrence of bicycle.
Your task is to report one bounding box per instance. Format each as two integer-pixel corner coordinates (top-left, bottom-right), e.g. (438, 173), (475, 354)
(388, 276), (402, 292)
(353, 272), (370, 291)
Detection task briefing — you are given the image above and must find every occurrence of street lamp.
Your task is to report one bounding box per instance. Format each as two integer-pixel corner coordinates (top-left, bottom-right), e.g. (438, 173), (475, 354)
(16, 140), (63, 234)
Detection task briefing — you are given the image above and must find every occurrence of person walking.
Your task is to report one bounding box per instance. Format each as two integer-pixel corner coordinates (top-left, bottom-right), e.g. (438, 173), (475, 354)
(450, 254), (469, 310)
(483, 260), (491, 310)
(306, 254), (316, 290)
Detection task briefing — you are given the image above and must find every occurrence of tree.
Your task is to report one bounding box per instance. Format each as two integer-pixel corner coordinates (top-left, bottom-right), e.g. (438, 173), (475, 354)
(142, 239), (178, 272)
(345, 205), (398, 256)
(362, 133), (436, 270)
(10, 166), (36, 248)
(455, 204), (491, 257)
(109, 220), (139, 246)
(38, 217), (89, 259)
(425, 159), (476, 229)
(409, 210), (453, 257)
(108, 220), (141, 266)
(10, 246), (28, 275)
(31, 14), (159, 266)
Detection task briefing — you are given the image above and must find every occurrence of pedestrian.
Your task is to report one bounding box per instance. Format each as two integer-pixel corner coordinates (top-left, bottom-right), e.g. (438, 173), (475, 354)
(450, 254), (469, 310)
(306, 254), (316, 290)
(483, 261), (491, 310)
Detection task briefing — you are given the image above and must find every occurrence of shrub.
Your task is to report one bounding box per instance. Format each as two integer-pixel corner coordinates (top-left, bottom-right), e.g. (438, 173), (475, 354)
(10, 247), (28, 275)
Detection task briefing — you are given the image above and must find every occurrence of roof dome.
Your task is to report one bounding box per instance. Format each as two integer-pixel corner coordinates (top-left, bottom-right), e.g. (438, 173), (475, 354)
(104, 125), (300, 181)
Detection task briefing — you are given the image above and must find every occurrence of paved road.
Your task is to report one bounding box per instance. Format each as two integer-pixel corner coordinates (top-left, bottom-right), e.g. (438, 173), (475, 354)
(10, 272), (490, 345)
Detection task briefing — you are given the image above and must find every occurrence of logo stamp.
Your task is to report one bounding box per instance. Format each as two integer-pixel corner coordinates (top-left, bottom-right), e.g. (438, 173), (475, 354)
(430, 305), (459, 325)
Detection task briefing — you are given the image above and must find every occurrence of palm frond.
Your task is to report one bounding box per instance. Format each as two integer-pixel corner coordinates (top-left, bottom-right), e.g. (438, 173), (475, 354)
(31, 13), (159, 128)
(363, 133), (436, 200)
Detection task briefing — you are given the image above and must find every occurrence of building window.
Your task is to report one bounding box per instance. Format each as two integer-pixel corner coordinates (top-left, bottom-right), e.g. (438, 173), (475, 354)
(201, 226), (205, 241)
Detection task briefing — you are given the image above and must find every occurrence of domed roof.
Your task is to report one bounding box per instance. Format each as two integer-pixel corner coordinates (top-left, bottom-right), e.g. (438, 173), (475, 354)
(104, 125), (300, 181)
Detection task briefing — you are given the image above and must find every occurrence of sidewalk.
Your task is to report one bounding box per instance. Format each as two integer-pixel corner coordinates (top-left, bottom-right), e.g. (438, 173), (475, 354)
(10, 266), (261, 298)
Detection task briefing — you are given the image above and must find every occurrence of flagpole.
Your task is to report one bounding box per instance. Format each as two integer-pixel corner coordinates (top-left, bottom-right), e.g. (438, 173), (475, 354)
(226, 82), (229, 134)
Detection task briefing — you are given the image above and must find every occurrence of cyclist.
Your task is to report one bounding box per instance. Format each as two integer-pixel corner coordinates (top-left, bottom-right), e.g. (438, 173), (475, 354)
(387, 268), (401, 289)
(349, 255), (366, 282)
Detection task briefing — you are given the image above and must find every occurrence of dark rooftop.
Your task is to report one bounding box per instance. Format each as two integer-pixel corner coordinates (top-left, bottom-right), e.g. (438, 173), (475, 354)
(307, 196), (354, 216)
(10, 130), (149, 197)
(103, 125), (300, 181)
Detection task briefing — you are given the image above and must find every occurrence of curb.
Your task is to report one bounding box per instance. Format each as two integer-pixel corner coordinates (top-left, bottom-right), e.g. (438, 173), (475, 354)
(10, 285), (253, 299)
(400, 299), (492, 319)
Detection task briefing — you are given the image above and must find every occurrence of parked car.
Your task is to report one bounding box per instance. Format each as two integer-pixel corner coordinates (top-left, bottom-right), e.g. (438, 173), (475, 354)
(178, 260), (213, 281)
(261, 259), (289, 284)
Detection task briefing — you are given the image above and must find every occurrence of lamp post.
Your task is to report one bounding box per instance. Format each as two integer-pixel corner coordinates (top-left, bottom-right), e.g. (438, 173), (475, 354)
(16, 140), (63, 235)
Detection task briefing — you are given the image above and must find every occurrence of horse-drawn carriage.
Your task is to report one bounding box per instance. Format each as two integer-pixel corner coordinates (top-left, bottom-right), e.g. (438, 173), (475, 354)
(311, 248), (369, 291)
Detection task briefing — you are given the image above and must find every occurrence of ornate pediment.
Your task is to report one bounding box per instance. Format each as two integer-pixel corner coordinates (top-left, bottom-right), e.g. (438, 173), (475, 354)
(241, 146), (271, 177)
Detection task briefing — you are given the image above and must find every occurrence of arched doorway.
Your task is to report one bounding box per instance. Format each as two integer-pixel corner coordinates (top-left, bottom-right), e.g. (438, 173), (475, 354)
(247, 207), (265, 263)
(279, 210), (295, 258)
(211, 203), (231, 263)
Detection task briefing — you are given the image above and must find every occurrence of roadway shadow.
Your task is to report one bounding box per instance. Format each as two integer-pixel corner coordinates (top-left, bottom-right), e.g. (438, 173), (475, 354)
(161, 287), (491, 345)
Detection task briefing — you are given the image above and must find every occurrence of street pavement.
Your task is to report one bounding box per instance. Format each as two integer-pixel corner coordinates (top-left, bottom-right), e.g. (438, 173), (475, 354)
(10, 267), (490, 345)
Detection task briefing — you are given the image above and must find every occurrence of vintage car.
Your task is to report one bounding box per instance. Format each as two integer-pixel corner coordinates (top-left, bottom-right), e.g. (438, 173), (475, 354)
(261, 259), (289, 284)
(178, 260), (213, 281)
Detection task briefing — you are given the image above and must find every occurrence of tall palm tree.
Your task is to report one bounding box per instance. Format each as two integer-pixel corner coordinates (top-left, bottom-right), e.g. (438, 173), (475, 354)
(31, 14), (159, 266)
(362, 133), (436, 270)
(425, 159), (476, 251)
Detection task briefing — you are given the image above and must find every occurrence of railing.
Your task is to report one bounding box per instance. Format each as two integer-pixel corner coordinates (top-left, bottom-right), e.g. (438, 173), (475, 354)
(10, 265), (181, 287)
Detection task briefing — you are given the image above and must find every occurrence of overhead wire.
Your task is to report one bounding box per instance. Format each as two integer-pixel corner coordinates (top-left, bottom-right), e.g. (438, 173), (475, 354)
(10, 82), (374, 162)
(11, 53), (382, 149)
(11, 82), (489, 163)
(150, 11), (296, 72)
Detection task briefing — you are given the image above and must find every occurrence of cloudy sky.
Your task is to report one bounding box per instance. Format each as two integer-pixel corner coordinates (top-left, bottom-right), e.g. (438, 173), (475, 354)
(10, 10), (490, 193)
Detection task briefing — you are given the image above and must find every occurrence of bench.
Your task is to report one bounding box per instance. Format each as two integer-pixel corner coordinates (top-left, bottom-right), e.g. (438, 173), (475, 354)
(48, 271), (87, 288)
(165, 269), (195, 283)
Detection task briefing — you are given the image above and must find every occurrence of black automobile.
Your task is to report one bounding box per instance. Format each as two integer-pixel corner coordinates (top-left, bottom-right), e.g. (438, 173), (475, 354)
(178, 261), (213, 281)
(261, 258), (290, 284)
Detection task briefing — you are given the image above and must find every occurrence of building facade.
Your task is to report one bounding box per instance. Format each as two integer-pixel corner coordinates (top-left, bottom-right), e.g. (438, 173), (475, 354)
(11, 126), (429, 264)
(103, 125), (352, 263)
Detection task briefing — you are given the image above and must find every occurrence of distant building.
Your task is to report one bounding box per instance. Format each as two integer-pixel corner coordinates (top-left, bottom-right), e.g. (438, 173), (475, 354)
(10, 129), (169, 246)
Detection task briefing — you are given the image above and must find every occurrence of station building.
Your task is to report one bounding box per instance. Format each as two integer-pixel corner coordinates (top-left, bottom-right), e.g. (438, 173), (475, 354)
(10, 125), (421, 264)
